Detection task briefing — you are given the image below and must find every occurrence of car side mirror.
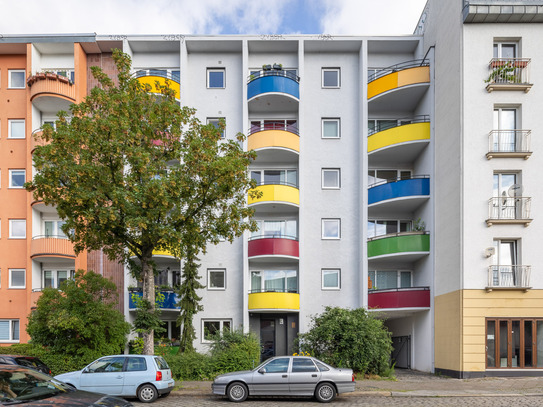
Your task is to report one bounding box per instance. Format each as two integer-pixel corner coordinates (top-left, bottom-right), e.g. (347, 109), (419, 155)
(82, 368), (89, 373)
(258, 368), (266, 374)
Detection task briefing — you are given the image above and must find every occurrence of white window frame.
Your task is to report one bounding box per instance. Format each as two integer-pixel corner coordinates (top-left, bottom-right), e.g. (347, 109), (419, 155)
(8, 70), (25, 89)
(9, 169), (25, 189)
(9, 269), (25, 289)
(207, 118), (226, 138)
(369, 270), (412, 290)
(322, 118), (340, 139)
(322, 218), (341, 240)
(207, 268), (226, 290)
(43, 269), (75, 289)
(322, 68), (340, 88)
(0, 319), (20, 343)
(207, 68), (225, 89)
(8, 119), (25, 139)
(9, 219), (26, 239)
(202, 319), (232, 343)
(322, 168), (341, 189)
(322, 269), (341, 290)
(493, 41), (518, 59)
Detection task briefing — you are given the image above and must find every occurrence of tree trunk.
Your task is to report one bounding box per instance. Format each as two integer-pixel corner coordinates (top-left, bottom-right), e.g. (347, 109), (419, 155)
(141, 256), (155, 355)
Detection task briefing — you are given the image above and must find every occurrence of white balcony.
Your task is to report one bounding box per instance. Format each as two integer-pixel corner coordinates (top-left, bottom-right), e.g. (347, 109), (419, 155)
(487, 265), (531, 292)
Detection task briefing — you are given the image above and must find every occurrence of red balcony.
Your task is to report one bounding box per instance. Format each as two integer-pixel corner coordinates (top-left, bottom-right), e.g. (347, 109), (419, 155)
(368, 287), (430, 310)
(248, 237), (299, 259)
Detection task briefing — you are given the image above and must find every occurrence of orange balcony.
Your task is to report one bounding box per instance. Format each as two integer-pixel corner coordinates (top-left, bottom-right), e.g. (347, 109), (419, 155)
(29, 74), (76, 103)
(31, 236), (76, 260)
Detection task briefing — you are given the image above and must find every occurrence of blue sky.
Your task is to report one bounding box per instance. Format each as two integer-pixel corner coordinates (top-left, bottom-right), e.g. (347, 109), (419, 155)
(2, 0), (427, 36)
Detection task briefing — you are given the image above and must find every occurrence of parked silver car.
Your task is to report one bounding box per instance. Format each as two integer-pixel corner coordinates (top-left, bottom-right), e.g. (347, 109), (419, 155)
(212, 356), (355, 403)
(54, 355), (174, 403)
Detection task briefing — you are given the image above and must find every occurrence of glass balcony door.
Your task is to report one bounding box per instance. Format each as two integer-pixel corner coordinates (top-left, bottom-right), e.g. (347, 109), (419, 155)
(493, 108), (517, 152)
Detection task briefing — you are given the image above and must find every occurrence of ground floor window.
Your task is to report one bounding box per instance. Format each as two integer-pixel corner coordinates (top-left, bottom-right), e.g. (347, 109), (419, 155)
(43, 269), (75, 289)
(486, 318), (543, 368)
(202, 319), (231, 342)
(0, 319), (19, 342)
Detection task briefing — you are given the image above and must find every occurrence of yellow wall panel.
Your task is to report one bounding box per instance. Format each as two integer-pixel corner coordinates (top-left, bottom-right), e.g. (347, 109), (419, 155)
(248, 292), (300, 310)
(248, 130), (299, 152)
(435, 290), (462, 372)
(248, 184), (300, 206)
(368, 122), (430, 153)
(397, 66), (430, 88)
(367, 72), (398, 99)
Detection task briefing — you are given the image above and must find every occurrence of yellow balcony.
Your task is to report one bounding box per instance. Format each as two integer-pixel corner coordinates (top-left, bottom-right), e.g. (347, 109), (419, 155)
(368, 122), (430, 153)
(248, 129), (299, 154)
(136, 72), (180, 100)
(152, 248), (176, 258)
(248, 291), (300, 312)
(368, 66), (430, 100)
(248, 184), (299, 206)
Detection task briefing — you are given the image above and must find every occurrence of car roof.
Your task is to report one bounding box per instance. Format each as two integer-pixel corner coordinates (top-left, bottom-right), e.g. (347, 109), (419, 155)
(0, 364), (27, 372)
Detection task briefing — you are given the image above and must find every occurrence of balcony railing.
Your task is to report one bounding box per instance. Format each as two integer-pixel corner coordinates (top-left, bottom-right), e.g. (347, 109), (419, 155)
(368, 287), (430, 310)
(368, 59), (430, 83)
(248, 291), (300, 311)
(129, 290), (180, 310)
(30, 235), (75, 259)
(248, 69), (300, 84)
(248, 235), (299, 258)
(486, 59), (532, 92)
(487, 265), (531, 291)
(249, 122), (299, 136)
(487, 130), (531, 159)
(486, 197), (532, 226)
(368, 115), (429, 136)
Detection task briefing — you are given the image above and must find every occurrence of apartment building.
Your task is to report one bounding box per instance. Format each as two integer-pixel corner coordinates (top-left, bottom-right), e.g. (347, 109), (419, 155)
(1, 0), (541, 378)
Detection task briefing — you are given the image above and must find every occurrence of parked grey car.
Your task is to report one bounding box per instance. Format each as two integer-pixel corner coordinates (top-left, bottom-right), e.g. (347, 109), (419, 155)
(212, 356), (355, 403)
(54, 354), (174, 403)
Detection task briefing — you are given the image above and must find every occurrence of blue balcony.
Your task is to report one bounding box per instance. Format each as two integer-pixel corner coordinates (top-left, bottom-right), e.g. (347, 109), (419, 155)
(128, 290), (179, 310)
(248, 70), (300, 101)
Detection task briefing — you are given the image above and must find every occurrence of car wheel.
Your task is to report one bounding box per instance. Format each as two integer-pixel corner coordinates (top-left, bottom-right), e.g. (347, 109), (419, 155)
(227, 382), (248, 402)
(137, 384), (158, 403)
(315, 382), (336, 403)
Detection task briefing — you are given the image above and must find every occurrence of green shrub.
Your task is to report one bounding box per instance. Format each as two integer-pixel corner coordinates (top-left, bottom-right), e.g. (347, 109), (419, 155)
(163, 351), (213, 380)
(295, 306), (393, 376)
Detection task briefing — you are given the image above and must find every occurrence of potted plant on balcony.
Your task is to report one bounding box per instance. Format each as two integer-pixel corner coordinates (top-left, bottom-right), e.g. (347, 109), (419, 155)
(485, 62), (517, 84)
(27, 72), (36, 87)
(262, 64), (272, 71)
(58, 74), (69, 84)
(36, 71), (46, 80)
(273, 63), (283, 70)
(45, 71), (58, 80)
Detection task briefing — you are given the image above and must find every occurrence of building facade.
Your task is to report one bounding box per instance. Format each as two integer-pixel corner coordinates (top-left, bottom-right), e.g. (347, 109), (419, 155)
(0, 0), (541, 378)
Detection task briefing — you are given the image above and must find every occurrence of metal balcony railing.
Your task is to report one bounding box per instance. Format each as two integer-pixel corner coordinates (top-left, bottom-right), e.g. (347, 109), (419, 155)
(487, 265), (531, 289)
(249, 234), (298, 241)
(249, 122), (299, 135)
(368, 59), (430, 83)
(488, 197), (531, 220)
(368, 174), (429, 189)
(488, 130), (531, 153)
(368, 115), (429, 136)
(249, 288), (299, 294)
(486, 58), (531, 85)
(253, 180), (299, 188)
(247, 69), (300, 84)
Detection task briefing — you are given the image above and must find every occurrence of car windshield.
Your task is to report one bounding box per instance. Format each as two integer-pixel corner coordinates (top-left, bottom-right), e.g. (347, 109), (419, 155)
(0, 369), (70, 403)
(14, 358), (46, 370)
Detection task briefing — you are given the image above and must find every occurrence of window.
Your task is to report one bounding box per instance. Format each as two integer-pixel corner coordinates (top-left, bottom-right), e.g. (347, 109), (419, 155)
(322, 119), (340, 139)
(251, 270), (298, 293)
(0, 320), (19, 342)
(250, 169), (298, 187)
(292, 358), (318, 372)
(493, 107), (519, 152)
(322, 219), (340, 239)
(207, 68), (225, 88)
(86, 357), (125, 373)
(367, 220), (412, 239)
(8, 120), (25, 139)
(251, 219), (297, 240)
(491, 239), (521, 287)
(9, 269), (25, 289)
(322, 68), (340, 88)
(368, 270), (411, 290)
(44, 220), (67, 238)
(493, 172), (521, 219)
(202, 319), (231, 342)
(8, 70), (25, 89)
(207, 118), (225, 138)
(368, 169), (412, 185)
(322, 269), (340, 290)
(126, 357), (147, 372)
(368, 119), (411, 135)
(322, 169), (340, 189)
(9, 170), (25, 188)
(208, 269), (226, 290)
(261, 357), (290, 373)
(493, 42), (518, 59)
(43, 270), (75, 289)
(9, 219), (25, 239)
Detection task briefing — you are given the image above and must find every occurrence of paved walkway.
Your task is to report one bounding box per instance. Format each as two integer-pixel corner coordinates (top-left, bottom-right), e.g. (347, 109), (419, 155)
(171, 369), (543, 398)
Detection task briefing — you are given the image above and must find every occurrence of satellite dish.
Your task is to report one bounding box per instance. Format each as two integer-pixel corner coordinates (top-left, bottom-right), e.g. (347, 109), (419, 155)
(508, 184), (524, 197)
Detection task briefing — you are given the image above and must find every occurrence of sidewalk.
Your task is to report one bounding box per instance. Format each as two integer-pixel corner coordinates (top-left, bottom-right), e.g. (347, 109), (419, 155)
(172, 369), (543, 398)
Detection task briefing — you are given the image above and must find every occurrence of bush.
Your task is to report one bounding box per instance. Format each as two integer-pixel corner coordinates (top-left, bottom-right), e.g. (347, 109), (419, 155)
(295, 306), (393, 376)
(163, 351), (214, 380)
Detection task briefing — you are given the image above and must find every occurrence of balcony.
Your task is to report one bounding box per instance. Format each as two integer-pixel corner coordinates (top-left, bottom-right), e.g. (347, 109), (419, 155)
(463, 1), (543, 23)
(368, 232), (430, 261)
(368, 287), (430, 310)
(30, 129), (49, 153)
(367, 60), (430, 112)
(248, 184), (299, 207)
(248, 123), (299, 163)
(485, 59), (532, 92)
(248, 291), (300, 312)
(128, 290), (180, 310)
(486, 197), (532, 226)
(247, 70), (300, 113)
(368, 120), (430, 166)
(368, 176), (430, 215)
(29, 73), (76, 111)
(248, 236), (299, 260)
(486, 265), (531, 292)
(30, 236), (76, 260)
(135, 70), (180, 100)
(486, 130), (532, 159)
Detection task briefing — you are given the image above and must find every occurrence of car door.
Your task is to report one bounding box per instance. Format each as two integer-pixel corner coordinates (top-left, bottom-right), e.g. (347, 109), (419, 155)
(80, 356), (125, 395)
(250, 357), (291, 395)
(121, 356), (148, 396)
(288, 358), (321, 395)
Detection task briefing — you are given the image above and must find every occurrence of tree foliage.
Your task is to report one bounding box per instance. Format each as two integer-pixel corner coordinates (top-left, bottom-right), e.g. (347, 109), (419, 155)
(295, 306), (393, 375)
(26, 270), (131, 361)
(27, 49), (259, 353)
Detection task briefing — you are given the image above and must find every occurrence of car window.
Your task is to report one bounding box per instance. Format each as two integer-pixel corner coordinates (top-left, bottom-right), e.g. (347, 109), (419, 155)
(314, 360), (330, 372)
(86, 357), (125, 373)
(292, 358), (318, 372)
(126, 357), (147, 372)
(154, 356), (169, 370)
(262, 358), (290, 373)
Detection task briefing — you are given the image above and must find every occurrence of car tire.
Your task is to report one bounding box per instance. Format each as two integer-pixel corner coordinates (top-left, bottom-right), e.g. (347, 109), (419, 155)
(227, 382), (248, 402)
(137, 384), (158, 403)
(315, 382), (336, 403)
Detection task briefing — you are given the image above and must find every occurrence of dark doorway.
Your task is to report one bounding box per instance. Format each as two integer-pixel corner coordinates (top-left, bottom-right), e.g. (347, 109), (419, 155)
(391, 336), (411, 369)
(260, 319), (275, 360)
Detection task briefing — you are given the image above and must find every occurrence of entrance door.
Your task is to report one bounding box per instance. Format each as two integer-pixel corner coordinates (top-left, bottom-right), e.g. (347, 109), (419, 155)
(391, 336), (411, 369)
(261, 319), (275, 361)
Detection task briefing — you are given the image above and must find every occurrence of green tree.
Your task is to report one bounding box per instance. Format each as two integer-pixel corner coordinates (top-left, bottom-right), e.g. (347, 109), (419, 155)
(26, 270), (130, 361)
(295, 306), (393, 375)
(27, 49), (258, 354)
